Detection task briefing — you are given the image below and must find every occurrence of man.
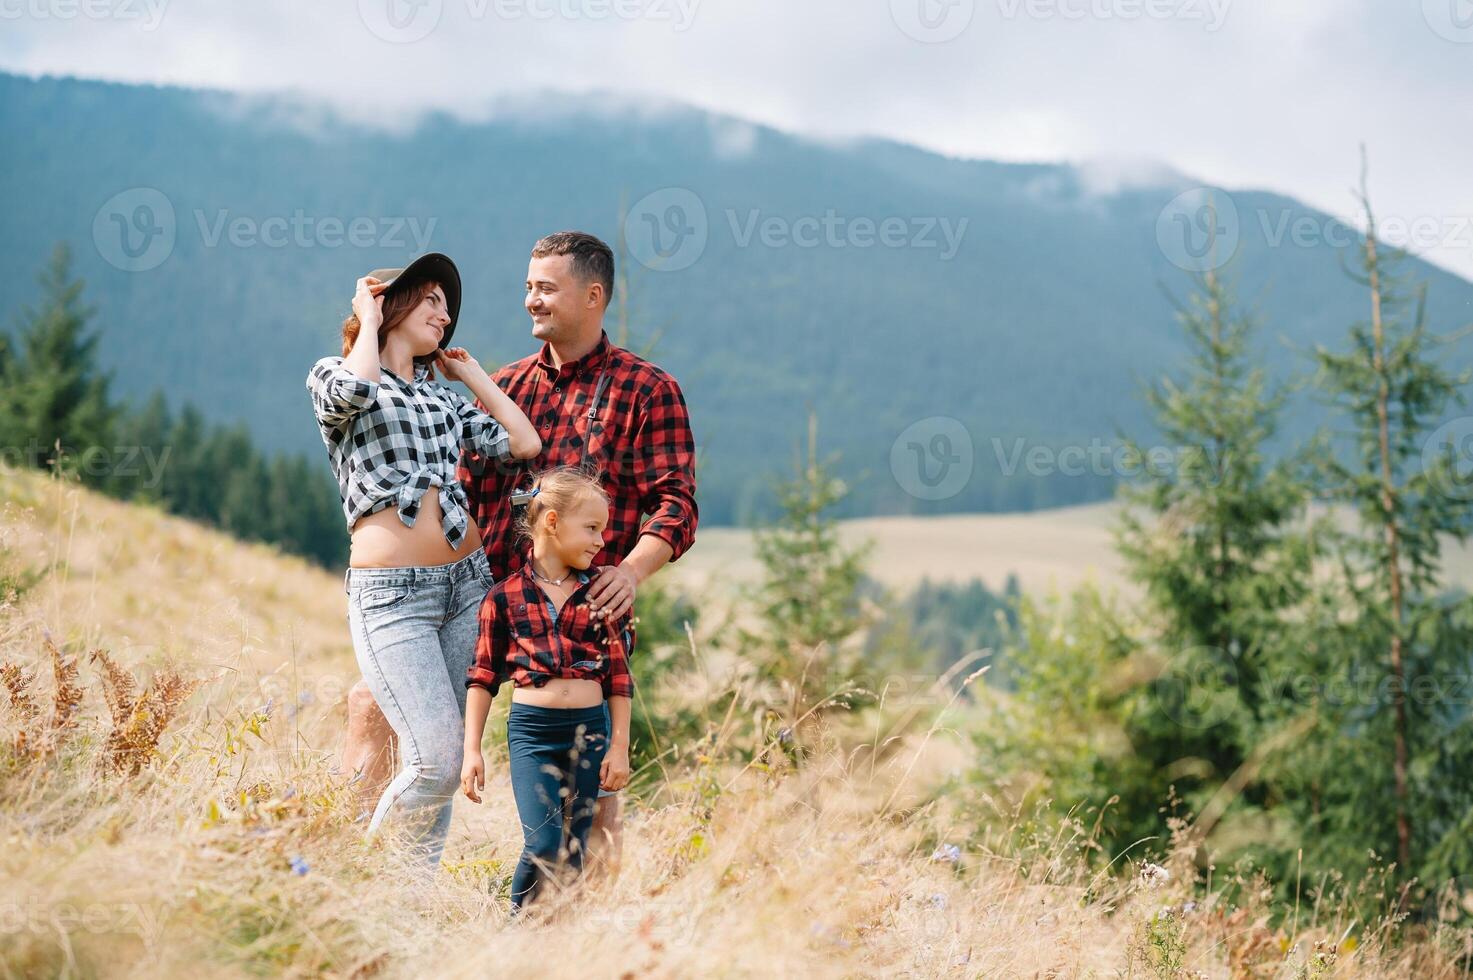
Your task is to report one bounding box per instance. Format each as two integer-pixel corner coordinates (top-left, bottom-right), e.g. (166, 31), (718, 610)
(339, 231), (698, 877)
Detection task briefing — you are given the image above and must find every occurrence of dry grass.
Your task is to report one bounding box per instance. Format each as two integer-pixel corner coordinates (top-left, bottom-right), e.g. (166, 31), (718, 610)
(1, 465), (1470, 978)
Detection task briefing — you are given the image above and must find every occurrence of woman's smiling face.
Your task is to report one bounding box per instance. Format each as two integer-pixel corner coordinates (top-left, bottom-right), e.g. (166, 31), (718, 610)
(397, 282), (450, 356)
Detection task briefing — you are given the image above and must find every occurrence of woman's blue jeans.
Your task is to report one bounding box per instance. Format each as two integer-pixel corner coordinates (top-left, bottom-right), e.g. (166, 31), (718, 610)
(345, 549), (492, 868)
(506, 702), (609, 908)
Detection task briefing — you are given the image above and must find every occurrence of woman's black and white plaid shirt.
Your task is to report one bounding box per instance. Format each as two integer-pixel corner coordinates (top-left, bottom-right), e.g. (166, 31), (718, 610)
(306, 356), (514, 549)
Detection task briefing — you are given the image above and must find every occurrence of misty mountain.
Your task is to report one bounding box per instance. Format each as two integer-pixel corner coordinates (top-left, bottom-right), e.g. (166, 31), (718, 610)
(3, 72), (1471, 526)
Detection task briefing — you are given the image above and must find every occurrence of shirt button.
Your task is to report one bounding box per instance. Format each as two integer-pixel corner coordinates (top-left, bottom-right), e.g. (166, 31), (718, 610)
(554, 386), (561, 393)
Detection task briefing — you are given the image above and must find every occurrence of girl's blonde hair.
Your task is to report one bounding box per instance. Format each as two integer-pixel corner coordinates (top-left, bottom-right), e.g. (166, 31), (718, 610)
(514, 464), (610, 544)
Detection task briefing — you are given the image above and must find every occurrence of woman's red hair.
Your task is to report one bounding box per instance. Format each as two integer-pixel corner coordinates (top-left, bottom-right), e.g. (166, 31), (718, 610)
(341, 278), (442, 375)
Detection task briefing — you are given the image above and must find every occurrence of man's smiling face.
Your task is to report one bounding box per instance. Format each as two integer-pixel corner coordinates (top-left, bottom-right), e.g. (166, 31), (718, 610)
(525, 252), (597, 344)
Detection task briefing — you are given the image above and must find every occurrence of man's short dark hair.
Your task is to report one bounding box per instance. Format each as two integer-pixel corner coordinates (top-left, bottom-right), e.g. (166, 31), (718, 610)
(531, 231), (615, 305)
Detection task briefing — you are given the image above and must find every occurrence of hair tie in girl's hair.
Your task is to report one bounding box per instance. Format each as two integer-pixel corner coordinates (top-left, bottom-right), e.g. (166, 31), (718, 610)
(528, 486), (541, 497)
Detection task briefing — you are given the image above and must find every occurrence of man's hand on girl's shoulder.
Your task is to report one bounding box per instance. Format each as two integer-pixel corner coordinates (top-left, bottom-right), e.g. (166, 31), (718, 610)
(586, 563), (638, 622)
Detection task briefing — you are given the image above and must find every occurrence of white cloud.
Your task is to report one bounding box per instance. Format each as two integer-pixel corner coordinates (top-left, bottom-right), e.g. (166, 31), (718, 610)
(707, 116), (758, 160)
(3, 0), (1469, 279)
(1074, 156), (1189, 198)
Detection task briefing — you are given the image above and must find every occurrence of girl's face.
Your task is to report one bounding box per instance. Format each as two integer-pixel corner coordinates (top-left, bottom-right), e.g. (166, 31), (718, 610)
(398, 283), (451, 356)
(539, 495), (609, 570)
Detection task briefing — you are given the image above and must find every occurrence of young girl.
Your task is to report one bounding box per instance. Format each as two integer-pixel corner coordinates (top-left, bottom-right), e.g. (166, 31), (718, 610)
(306, 253), (541, 869)
(460, 466), (634, 910)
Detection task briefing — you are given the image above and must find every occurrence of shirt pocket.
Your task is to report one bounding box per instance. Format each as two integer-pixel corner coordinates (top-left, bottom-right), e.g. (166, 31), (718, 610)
(579, 419), (608, 466)
(509, 603), (553, 667)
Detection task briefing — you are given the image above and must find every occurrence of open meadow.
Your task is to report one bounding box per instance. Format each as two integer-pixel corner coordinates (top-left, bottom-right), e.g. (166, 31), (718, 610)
(3, 466), (1470, 978)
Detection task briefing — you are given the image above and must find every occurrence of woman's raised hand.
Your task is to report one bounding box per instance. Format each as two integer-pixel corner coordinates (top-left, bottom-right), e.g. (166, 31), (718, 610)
(434, 347), (486, 384)
(352, 276), (389, 332)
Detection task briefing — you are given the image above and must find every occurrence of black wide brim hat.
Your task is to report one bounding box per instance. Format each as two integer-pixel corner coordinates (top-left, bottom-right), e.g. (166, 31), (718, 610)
(367, 252), (462, 355)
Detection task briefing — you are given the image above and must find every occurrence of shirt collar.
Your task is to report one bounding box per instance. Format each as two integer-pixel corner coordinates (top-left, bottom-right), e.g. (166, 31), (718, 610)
(536, 331), (611, 382)
(517, 555), (593, 588)
(382, 360), (433, 385)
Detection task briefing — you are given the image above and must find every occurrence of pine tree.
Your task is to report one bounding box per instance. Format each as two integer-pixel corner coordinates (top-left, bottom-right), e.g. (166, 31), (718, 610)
(1114, 257), (1315, 817)
(744, 411), (874, 750)
(162, 405), (208, 520)
(1304, 154), (1473, 877)
(0, 244), (114, 480)
(109, 390), (173, 501)
(0, 246), (351, 570)
(207, 423), (266, 538)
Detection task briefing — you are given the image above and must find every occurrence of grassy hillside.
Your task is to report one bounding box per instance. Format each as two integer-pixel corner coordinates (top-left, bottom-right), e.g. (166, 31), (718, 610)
(0, 467), (1465, 977)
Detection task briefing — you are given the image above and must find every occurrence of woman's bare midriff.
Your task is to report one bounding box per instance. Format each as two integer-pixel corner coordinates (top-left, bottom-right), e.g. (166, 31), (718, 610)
(349, 486), (483, 568)
(511, 678), (605, 709)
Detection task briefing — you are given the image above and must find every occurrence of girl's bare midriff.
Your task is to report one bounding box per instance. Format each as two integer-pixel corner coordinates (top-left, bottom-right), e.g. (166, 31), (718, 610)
(349, 484), (483, 568)
(511, 678), (605, 709)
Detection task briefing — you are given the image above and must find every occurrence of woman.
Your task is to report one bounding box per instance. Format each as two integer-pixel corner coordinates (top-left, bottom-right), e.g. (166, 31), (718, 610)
(305, 252), (541, 868)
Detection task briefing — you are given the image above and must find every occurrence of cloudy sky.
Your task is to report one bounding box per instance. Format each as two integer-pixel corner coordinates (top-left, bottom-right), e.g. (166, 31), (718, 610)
(4, 0), (1471, 280)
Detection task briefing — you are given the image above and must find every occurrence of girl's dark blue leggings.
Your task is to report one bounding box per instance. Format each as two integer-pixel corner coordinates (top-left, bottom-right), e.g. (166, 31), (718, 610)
(506, 701), (609, 909)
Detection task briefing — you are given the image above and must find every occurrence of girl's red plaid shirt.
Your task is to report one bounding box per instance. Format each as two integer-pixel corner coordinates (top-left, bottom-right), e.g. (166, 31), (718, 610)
(465, 557), (635, 700)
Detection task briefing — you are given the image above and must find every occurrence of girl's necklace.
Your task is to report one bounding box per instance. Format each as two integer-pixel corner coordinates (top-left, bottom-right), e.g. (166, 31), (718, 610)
(529, 562), (572, 587)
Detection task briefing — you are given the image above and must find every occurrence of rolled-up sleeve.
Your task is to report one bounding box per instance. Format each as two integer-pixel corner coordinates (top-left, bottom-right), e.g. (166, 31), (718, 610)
(440, 385), (513, 462)
(306, 356), (378, 428)
(632, 377), (698, 562)
(466, 592), (506, 695)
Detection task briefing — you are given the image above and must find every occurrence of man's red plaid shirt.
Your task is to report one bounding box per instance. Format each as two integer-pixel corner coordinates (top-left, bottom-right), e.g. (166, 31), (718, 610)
(458, 329), (698, 583)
